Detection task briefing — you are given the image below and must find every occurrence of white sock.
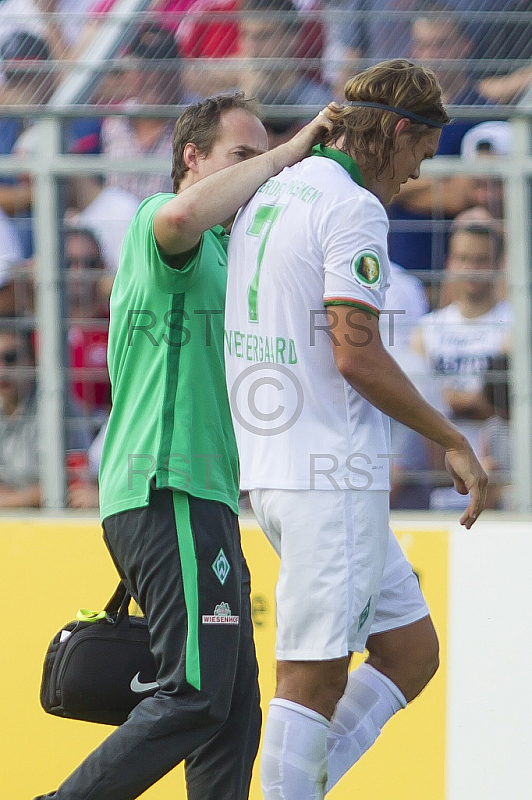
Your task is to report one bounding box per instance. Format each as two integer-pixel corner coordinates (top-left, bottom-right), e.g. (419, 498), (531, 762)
(261, 698), (331, 800)
(326, 663), (407, 792)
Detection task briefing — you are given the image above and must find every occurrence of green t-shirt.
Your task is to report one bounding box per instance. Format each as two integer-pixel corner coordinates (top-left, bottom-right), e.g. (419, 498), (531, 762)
(99, 193), (240, 521)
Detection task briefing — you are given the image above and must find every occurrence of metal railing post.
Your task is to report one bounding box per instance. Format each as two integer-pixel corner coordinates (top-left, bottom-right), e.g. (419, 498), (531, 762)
(506, 117), (532, 512)
(32, 116), (65, 508)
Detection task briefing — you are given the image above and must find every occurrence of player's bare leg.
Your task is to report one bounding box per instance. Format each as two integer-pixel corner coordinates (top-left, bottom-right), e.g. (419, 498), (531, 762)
(366, 614), (439, 701)
(326, 615), (439, 791)
(261, 657), (350, 800)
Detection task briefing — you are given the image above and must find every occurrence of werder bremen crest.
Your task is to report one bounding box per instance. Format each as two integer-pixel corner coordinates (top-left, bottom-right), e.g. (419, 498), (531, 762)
(351, 251), (381, 287)
(357, 597), (372, 632)
(212, 548), (231, 585)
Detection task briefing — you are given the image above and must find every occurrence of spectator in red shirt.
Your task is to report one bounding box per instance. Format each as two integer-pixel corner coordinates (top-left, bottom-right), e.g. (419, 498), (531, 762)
(83, 0), (324, 98)
(65, 228), (110, 416)
(0, 324), (92, 507)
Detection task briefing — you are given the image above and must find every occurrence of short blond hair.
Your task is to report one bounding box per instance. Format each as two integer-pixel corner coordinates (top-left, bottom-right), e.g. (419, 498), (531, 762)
(326, 59), (449, 178)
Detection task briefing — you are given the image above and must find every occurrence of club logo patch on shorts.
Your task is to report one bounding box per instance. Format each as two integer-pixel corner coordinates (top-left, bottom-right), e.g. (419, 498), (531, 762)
(202, 602), (239, 625)
(212, 548), (231, 585)
(351, 251), (381, 287)
(357, 597), (372, 632)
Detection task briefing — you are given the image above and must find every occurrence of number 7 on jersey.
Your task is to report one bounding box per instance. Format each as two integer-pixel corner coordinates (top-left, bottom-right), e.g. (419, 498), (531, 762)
(246, 204), (283, 323)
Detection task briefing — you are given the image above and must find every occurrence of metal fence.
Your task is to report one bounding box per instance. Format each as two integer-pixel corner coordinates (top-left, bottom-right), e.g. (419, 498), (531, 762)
(0, 3), (531, 510)
(3, 2), (532, 111)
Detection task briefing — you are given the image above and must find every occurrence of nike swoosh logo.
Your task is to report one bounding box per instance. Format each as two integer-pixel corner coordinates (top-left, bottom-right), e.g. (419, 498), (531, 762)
(130, 672), (159, 694)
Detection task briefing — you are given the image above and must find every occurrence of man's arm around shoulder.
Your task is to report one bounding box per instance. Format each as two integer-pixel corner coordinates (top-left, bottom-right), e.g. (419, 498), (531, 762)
(153, 110), (334, 256)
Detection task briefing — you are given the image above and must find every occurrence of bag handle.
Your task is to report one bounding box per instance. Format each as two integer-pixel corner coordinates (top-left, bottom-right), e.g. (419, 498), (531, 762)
(105, 581), (130, 617)
(76, 581), (132, 624)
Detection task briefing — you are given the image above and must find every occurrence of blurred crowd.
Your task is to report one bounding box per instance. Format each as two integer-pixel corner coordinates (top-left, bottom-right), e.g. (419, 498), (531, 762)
(0, 0), (524, 509)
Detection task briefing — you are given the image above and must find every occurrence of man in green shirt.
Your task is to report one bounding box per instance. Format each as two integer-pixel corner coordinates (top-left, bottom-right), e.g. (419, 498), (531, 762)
(35, 95), (332, 800)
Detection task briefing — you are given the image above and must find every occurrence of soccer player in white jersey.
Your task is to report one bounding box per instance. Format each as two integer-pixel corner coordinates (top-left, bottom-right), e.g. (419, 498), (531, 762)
(225, 59), (488, 800)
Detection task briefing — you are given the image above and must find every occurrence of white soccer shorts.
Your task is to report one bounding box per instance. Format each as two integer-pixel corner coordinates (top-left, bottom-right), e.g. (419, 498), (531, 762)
(250, 488), (429, 660)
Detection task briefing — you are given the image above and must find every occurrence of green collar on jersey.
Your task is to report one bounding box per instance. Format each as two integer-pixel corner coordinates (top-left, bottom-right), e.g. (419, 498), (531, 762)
(311, 144), (365, 187)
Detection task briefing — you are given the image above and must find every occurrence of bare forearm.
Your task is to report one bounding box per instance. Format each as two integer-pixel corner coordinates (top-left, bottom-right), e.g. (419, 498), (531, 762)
(334, 307), (487, 525)
(160, 141), (317, 250)
(343, 348), (465, 451)
(155, 111), (332, 254)
(478, 66), (532, 103)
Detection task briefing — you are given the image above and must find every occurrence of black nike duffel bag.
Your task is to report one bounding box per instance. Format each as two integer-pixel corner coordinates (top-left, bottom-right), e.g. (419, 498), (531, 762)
(39, 581), (158, 726)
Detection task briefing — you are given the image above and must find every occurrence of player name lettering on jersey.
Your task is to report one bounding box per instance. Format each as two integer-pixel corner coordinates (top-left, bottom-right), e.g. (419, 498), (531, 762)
(225, 329), (298, 364)
(258, 177), (322, 205)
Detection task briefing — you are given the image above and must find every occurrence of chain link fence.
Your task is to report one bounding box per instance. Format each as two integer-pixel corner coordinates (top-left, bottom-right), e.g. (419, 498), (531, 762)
(0, 2), (530, 511)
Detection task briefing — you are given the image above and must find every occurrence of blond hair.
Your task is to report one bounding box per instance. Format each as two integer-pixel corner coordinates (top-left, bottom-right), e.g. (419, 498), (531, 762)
(326, 59), (449, 178)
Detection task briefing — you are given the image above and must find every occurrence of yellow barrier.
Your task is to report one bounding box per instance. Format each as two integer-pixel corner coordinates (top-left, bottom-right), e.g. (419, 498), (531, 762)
(1, 517), (447, 799)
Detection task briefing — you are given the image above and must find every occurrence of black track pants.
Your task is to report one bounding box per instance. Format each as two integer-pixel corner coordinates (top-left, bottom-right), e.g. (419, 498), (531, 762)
(35, 489), (261, 800)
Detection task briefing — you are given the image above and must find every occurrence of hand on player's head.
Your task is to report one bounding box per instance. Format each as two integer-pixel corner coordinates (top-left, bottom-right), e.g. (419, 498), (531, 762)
(280, 104), (337, 163)
(315, 103), (340, 134)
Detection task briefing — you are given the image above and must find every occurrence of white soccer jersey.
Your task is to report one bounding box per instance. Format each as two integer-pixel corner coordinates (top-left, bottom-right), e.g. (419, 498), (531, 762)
(418, 299), (512, 453)
(419, 300), (512, 394)
(225, 147), (392, 491)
